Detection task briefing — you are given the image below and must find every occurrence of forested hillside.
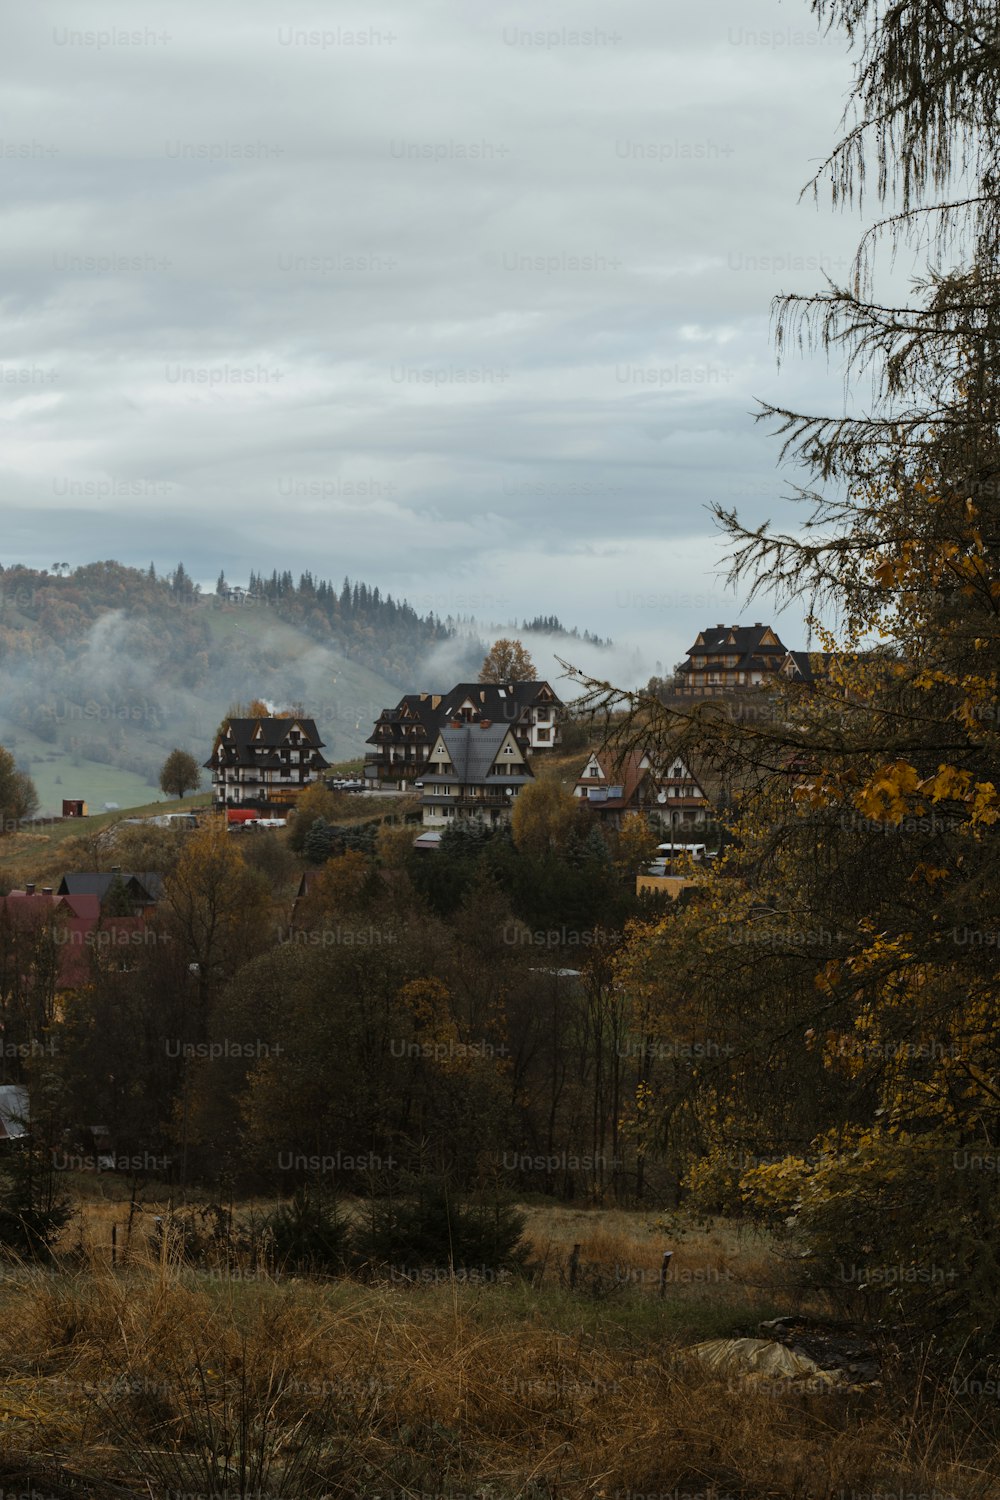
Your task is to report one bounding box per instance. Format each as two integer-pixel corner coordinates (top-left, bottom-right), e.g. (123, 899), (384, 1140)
(0, 562), (462, 811)
(0, 561), (608, 813)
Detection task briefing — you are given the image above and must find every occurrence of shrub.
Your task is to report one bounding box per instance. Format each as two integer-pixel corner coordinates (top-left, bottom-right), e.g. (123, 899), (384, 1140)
(0, 1141), (73, 1259)
(265, 1191), (350, 1274)
(354, 1177), (528, 1278)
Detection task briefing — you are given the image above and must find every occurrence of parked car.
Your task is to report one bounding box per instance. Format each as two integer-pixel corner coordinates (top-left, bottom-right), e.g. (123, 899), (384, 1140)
(656, 842), (707, 860)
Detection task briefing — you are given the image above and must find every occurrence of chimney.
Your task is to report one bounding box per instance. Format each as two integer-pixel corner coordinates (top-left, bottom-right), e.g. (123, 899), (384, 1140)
(754, 621), (762, 628)
(715, 623), (725, 630)
(431, 695), (441, 709)
(480, 719), (492, 729)
(41, 887), (53, 896)
(24, 883), (35, 896)
(111, 866), (122, 875)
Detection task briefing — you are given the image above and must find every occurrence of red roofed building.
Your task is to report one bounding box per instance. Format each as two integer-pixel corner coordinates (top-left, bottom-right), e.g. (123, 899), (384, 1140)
(574, 747), (710, 831)
(0, 888), (153, 998)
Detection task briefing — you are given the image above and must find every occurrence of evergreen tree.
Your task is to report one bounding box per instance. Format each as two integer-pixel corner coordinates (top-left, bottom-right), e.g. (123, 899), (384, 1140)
(304, 817), (333, 865)
(101, 872), (135, 917)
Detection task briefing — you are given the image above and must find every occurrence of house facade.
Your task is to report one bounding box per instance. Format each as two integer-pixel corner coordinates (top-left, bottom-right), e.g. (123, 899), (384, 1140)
(365, 681), (561, 789)
(675, 623), (788, 696)
(778, 649), (835, 686)
(655, 751), (712, 833)
(419, 721), (533, 827)
(574, 747), (710, 831)
(205, 716), (329, 811)
(364, 693), (444, 788)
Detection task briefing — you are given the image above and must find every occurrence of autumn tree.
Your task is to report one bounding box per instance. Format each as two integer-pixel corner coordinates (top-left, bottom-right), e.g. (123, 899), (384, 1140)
(479, 638), (537, 683)
(158, 747), (201, 800)
(287, 779), (341, 851)
(510, 778), (580, 859)
(0, 747), (37, 831)
(613, 811), (658, 880)
(566, 0), (1000, 1361)
(161, 823), (271, 1019)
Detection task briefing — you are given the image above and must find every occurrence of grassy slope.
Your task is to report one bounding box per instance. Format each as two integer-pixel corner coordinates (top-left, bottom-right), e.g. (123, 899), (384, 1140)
(199, 603), (406, 761)
(8, 601), (407, 816)
(12, 727), (163, 815)
(0, 794), (213, 888)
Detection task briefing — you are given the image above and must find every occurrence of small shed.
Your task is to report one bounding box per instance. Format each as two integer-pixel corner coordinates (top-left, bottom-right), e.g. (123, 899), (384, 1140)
(62, 800), (87, 818)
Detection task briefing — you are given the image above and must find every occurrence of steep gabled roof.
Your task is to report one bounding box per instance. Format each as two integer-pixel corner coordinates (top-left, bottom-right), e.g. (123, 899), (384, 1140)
(425, 723), (533, 786)
(780, 650), (836, 685)
(438, 681), (561, 720)
(208, 717), (330, 769)
(681, 624), (788, 673)
(576, 748), (654, 809)
(223, 717), (324, 749)
(56, 872), (164, 904)
(368, 683), (561, 750)
(366, 695), (442, 746)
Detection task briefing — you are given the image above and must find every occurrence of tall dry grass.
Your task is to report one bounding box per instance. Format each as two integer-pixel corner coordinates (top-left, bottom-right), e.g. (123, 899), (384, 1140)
(0, 1224), (996, 1500)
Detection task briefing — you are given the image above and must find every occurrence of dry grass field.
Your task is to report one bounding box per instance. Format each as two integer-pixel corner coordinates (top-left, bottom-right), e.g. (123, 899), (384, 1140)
(0, 1187), (995, 1499)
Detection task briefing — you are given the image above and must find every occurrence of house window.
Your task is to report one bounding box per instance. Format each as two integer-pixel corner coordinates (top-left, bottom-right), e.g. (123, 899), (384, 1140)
(536, 729), (551, 742)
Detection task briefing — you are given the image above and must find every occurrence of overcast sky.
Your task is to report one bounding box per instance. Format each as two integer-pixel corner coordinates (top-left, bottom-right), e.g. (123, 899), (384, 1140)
(2, 0), (888, 677)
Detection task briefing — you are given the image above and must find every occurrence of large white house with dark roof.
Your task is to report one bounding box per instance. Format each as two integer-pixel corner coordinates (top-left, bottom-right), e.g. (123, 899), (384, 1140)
(205, 716), (329, 811)
(365, 680), (561, 789)
(419, 721), (533, 827)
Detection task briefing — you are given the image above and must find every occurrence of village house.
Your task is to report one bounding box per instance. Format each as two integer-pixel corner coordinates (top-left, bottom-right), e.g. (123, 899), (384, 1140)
(56, 870), (163, 912)
(205, 716), (329, 812)
(0, 883), (153, 999)
(364, 693), (444, 789)
(778, 648), (836, 685)
(419, 720), (533, 827)
(365, 681), (562, 790)
(573, 747), (710, 831)
(675, 623), (789, 695)
(655, 750), (713, 833)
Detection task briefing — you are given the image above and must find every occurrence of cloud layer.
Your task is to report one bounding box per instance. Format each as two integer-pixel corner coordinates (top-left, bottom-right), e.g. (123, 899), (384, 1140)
(1, 0), (897, 676)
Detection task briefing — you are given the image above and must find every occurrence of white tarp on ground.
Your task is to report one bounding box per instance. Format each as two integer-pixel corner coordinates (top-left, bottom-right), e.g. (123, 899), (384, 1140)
(686, 1338), (850, 1389)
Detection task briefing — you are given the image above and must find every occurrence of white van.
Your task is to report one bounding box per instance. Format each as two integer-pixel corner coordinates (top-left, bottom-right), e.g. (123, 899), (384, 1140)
(656, 843), (707, 860)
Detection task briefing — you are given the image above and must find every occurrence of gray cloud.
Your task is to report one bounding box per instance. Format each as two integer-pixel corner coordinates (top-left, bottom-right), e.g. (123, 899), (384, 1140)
(1, 0), (906, 678)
